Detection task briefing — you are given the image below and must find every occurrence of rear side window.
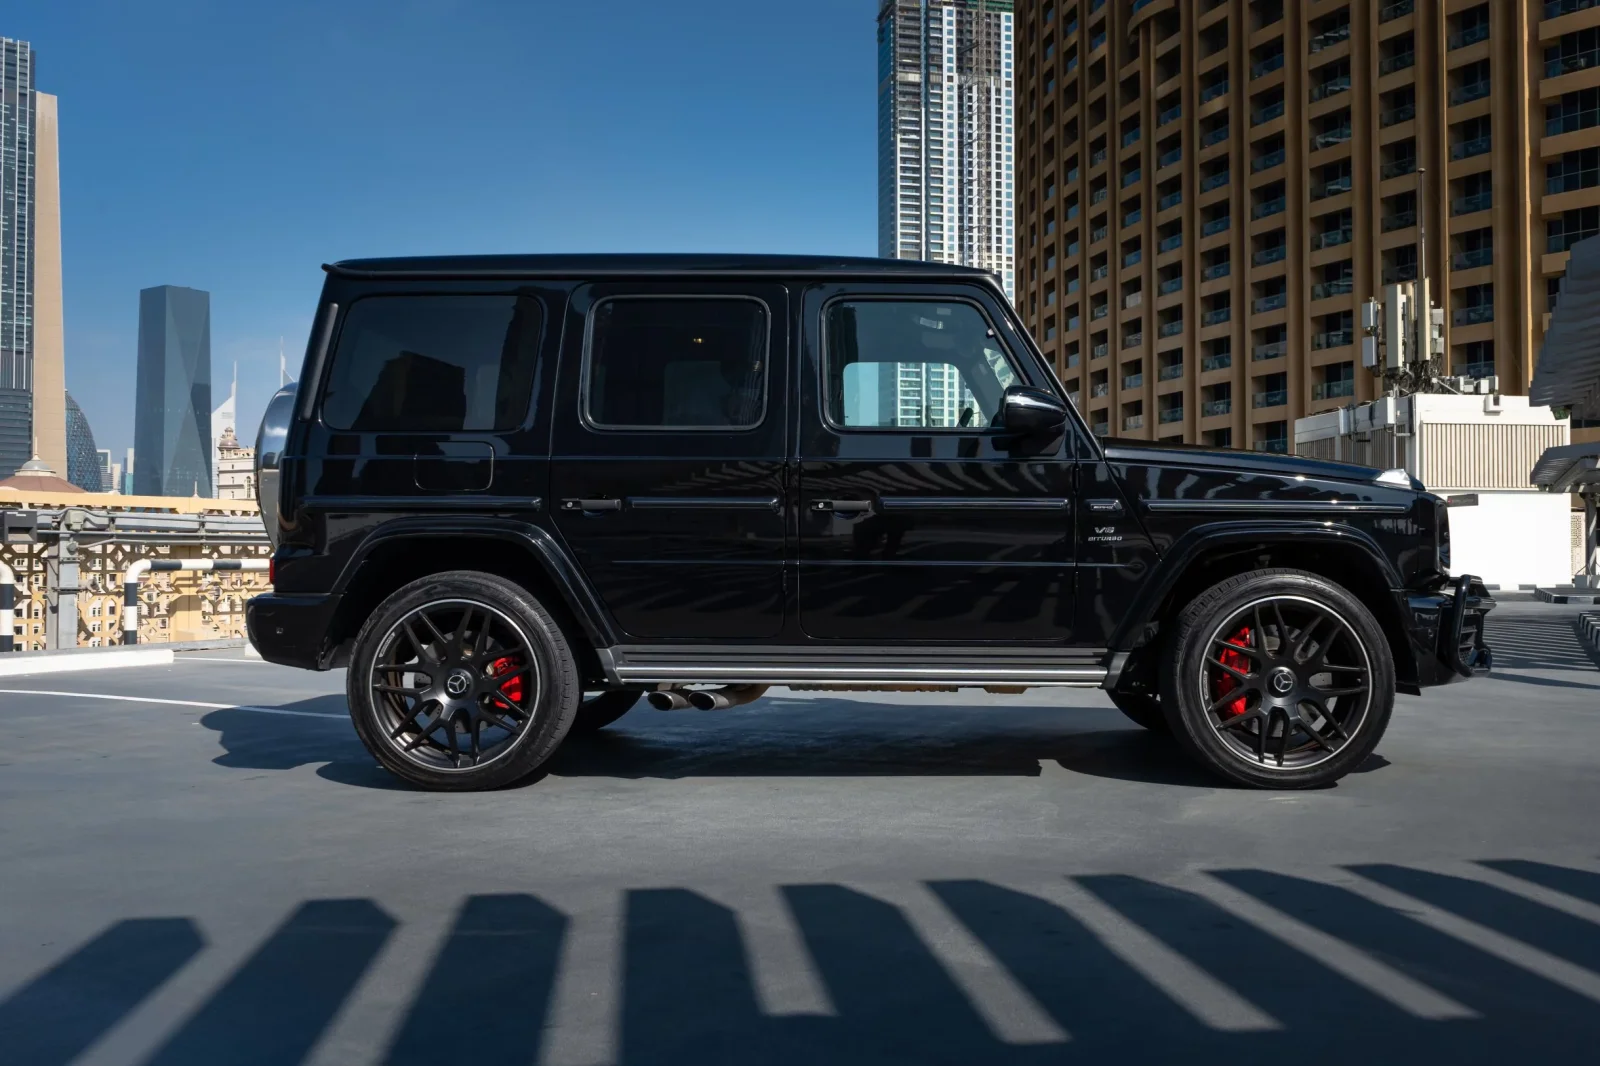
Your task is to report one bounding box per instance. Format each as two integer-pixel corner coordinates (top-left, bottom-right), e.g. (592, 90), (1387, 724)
(320, 295), (543, 432)
(584, 297), (768, 430)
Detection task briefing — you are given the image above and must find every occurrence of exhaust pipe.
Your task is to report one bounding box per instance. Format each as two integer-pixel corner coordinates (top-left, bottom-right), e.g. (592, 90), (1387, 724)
(645, 690), (690, 710)
(685, 685), (768, 711)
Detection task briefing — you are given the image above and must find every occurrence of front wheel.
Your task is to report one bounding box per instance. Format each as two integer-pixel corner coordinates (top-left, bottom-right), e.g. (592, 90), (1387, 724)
(346, 571), (581, 791)
(1159, 568), (1394, 789)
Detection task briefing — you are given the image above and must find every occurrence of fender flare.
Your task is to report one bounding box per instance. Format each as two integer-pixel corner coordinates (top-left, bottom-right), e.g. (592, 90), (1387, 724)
(328, 515), (618, 647)
(1109, 520), (1406, 652)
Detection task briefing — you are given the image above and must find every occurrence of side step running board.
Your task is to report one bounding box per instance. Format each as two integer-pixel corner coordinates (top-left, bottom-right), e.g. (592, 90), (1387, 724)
(598, 645), (1110, 689)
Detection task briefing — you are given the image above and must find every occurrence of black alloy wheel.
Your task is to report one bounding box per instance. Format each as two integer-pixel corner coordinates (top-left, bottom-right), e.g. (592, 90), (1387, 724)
(1161, 568), (1394, 789)
(347, 571), (580, 790)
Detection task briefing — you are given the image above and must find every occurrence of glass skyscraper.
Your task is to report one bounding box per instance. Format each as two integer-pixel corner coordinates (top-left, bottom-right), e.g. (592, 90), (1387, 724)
(64, 391), (100, 492)
(0, 38), (36, 478)
(877, 1), (1015, 303)
(133, 285), (213, 497)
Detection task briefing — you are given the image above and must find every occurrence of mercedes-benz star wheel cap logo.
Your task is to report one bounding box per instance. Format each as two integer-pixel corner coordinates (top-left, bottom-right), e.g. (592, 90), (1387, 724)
(446, 672), (471, 696)
(1270, 669), (1295, 695)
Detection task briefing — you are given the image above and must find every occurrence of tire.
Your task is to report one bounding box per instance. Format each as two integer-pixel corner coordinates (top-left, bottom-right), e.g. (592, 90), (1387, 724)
(1159, 567), (1395, 789)
(346, 570), (582, 791)
(1108, 690), (1169, 733)
(568, 689), (643, 735)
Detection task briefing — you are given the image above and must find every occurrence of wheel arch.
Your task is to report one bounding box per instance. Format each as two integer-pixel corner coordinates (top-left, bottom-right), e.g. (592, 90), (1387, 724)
(326, 519), (616, 683)
(1112, 523), (1419, 691)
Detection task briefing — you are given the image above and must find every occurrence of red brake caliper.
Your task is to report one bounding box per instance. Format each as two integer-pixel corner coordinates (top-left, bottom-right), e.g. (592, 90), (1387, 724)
(487, 656), (525, 705)
(1214, 626), (1253, 717)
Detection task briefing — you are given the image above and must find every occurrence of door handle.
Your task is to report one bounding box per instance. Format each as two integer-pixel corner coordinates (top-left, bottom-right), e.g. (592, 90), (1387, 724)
(810, 499), (873, 514)
(559, 498), (623, 513)
(1085, 498), (1124, 515)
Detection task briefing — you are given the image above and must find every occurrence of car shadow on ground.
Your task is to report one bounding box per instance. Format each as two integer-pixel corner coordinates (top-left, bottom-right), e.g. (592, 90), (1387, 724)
(200, 695), (1241, 791)
(3, 860), (1597, 1066)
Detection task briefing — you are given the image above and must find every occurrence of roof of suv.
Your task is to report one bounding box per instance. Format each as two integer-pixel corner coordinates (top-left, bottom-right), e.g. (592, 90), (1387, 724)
(325, 253), (1001, 281)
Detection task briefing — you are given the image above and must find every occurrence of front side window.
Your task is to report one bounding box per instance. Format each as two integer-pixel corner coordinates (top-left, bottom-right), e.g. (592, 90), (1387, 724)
(321, 295), (543, 432)
(585, 297), (767, 430)
(825, 300), (1021, 430)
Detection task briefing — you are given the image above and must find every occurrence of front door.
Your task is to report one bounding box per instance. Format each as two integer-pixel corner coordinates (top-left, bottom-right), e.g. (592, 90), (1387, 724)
(797, 284), (1077, 642)
(549, 283), (788, 640)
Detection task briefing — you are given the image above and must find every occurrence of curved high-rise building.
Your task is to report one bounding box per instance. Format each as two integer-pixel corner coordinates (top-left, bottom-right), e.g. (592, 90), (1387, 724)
(64, 391), (101, 492)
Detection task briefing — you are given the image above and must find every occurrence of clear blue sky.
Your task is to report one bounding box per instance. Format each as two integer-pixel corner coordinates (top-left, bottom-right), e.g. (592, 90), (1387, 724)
(10, 0), (879, 460)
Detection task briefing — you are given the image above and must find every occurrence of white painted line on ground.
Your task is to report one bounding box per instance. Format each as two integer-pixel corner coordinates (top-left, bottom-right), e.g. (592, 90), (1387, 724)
(1346, 872), (1600, 1006)
(0, 648), (174, 677)
(0, 688), (346, 719)
(1037, 878), (1282, 1032)
(872, 881), (1069, 1045)
(1189, 873), (1477, 1021)
(703, 884), (836, 1017)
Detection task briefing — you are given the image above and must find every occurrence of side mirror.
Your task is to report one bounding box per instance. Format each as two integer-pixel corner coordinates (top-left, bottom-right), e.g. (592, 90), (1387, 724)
(1001, 385), (1068, 439)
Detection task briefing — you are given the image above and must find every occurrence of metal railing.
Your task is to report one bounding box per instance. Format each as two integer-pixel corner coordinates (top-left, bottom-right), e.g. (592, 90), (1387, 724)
(1253, 292), (1288, 313)
(1201, 353), (1233, 372)
(1379, 51), (1416, 75)
(1158, 191), (1183, 211)
(1253, 245), (1287, 266)
(1382, 209), (1417, 231)
(1452, 247), (1493, 269)
(1312, 329), (1354, 349)
(1123, 332), (1146, 349)
(1252, 100), (1286, 125)
(1123, 373), (1145, 389)
(1159, 320), (1184, 337)
(1453, 304), (1495, 325)
(1201, 170), (1230, 191)
(1381, 103), (1415, 127)
(1158, 147), (1183, 168)
(1159, 406), (1185, 423)
(1159, 276), (1183, 294)
(1253, 340), (1288, 360)
(1310, 76), (1351, 102)
(1202, 307), (1232, 326)
(1201, 125), (1230, 147)
(1202, 261), (1232, 280)
(1202, 398), (1233, 416)
(1159, 362), (1184, 380)
(1123, 414), (1145, 431)
(1453, 190), (1492, 215)
(1308, 26), (1350, 54)
(1380, 0), (1414, 21)
(1547, 51), (1600, 79)
(1450, 80), (1491, 105)
(1311, 278), (1354, 300)
(1449, 23), (1490, 50)
(1254, 389), (1288, 409)
(1380, 157), (1418, 179)
(1158, 104), (1182, 126)
(1252, 197), (1287, 219)
(1312, 227), (1353, 249)
(1252, 149), (1285, 172)
(1203, 78), (1232, 101)
(1202, 216), (1231, 236)
(1451, 135), (1491, 159)
(1251, 55), (1283, 79)
(1313, 379), (1355, 400)
(1158, 233), (1183, 252)
(1311, 175), (1352, 199)
(1312, 127), (1353, 150)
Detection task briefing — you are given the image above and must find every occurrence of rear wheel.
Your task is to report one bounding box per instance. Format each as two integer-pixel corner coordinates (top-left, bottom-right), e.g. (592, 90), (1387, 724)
(347, 571), (581, 791)
(569, 689), (642, 735)
(1108, 690), (1168, 733)
(1160, 568), (1394, 789)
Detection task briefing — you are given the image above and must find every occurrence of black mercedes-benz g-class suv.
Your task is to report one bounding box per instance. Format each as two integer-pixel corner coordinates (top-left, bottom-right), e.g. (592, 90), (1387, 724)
(247, 254), (1492, 792)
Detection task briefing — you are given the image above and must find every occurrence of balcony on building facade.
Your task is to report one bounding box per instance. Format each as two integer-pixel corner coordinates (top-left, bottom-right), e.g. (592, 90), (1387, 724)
(1158, 190), (1183, 211)
(1092, 304), (1110, 319)
(1252, 101), (1286, 126)
(1159, 405), (1184, 423)
(1202, 352), (1233, 372)
(1123, 373), (1144, 390)
(1202, 216), (1231, 236)
(1158, 320), (1183, 338)
(1158, 147), (1183, 168)
(1453, 191), (1492, 215)
(1451, 135), (1491, 160)
(1093, 225), (1109, 242)
(1124, 208), (1143, 226)
(1202, 78), (1232, 102)
(1313, 378), (1356, 401)
(1254, 292), (1288, 313)
(1449, 23), (1490, 50)
(1380, 157), (1418, 179)
(1122, 168), (1143, 187)
(1159, 361), (1184, 380)
(1092, 147), (1108, 166)
(1122, 128), (1141, 148)
(1159, 276), (1183, 295)
(1312, 227), (1353, 250)
(1158, 233), (1183, 253)
(1201, 125), (1230, 148)
(1255, 437), (1290, 454)
(1093, 187), (1109, 204)
(1125, 291), (1143, 309)
(1092, 382), (1110, 397)
(1201, 170), (1230, 192)
(1251, 55), (1284, 80)
(1381, 103), (1416, 127)
(1202, 307), (1232, 326)
(1547, 48), (1600, 79)
(1450, 79), (1491, 106)
(1309, 27), (1351, 54)
(1457, 359), (1496, 379)
(1093, 341), (1110, 358)
(1123, 414), (1144, 431)
(1092, 264), (1109, 280)
(1379, 51), (1416, 75)
(1123, 332), (1145, 349)
(1253, 340), (1288, 361)
(1254, 389), (1289, 409)
(1311, 278), (1353, 300)
(1158, 104), (1182, 126)
(1253, 245), (1287, 266)
(1202, 398), (1233, 417)
(1312, 328), (1354, 350)
(1253, 148), (1286, 173)
(1253, 197), (1287, 220)
(1311, 175), (1353, 200)
(1454, 304), (1494, 325)
(1380, 0), (1415, 21)
(1453, 248), (1493, 270)
(1312, 127), (1353, 151)
(1382, 209), (1417, 232)
(1124, 249), (1143, 267)
(1310, 76), (1352, 103)
(1202, 260), (1232, 280)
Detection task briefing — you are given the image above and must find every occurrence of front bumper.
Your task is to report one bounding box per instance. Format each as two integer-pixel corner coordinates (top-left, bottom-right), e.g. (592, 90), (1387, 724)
(1404, 574), (1494, 690)
(245, 592), (343, 670)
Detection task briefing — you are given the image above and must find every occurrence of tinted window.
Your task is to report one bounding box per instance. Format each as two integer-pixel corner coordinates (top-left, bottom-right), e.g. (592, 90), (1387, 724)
(320, 295), (543, 432)
(825, 300), (1020, 430)
(585, 297), (767, 429)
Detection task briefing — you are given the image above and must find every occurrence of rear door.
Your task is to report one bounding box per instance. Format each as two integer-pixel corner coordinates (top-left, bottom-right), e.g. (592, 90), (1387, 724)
(797, 283), (1077, 642)
(549, 282), (788, 640)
